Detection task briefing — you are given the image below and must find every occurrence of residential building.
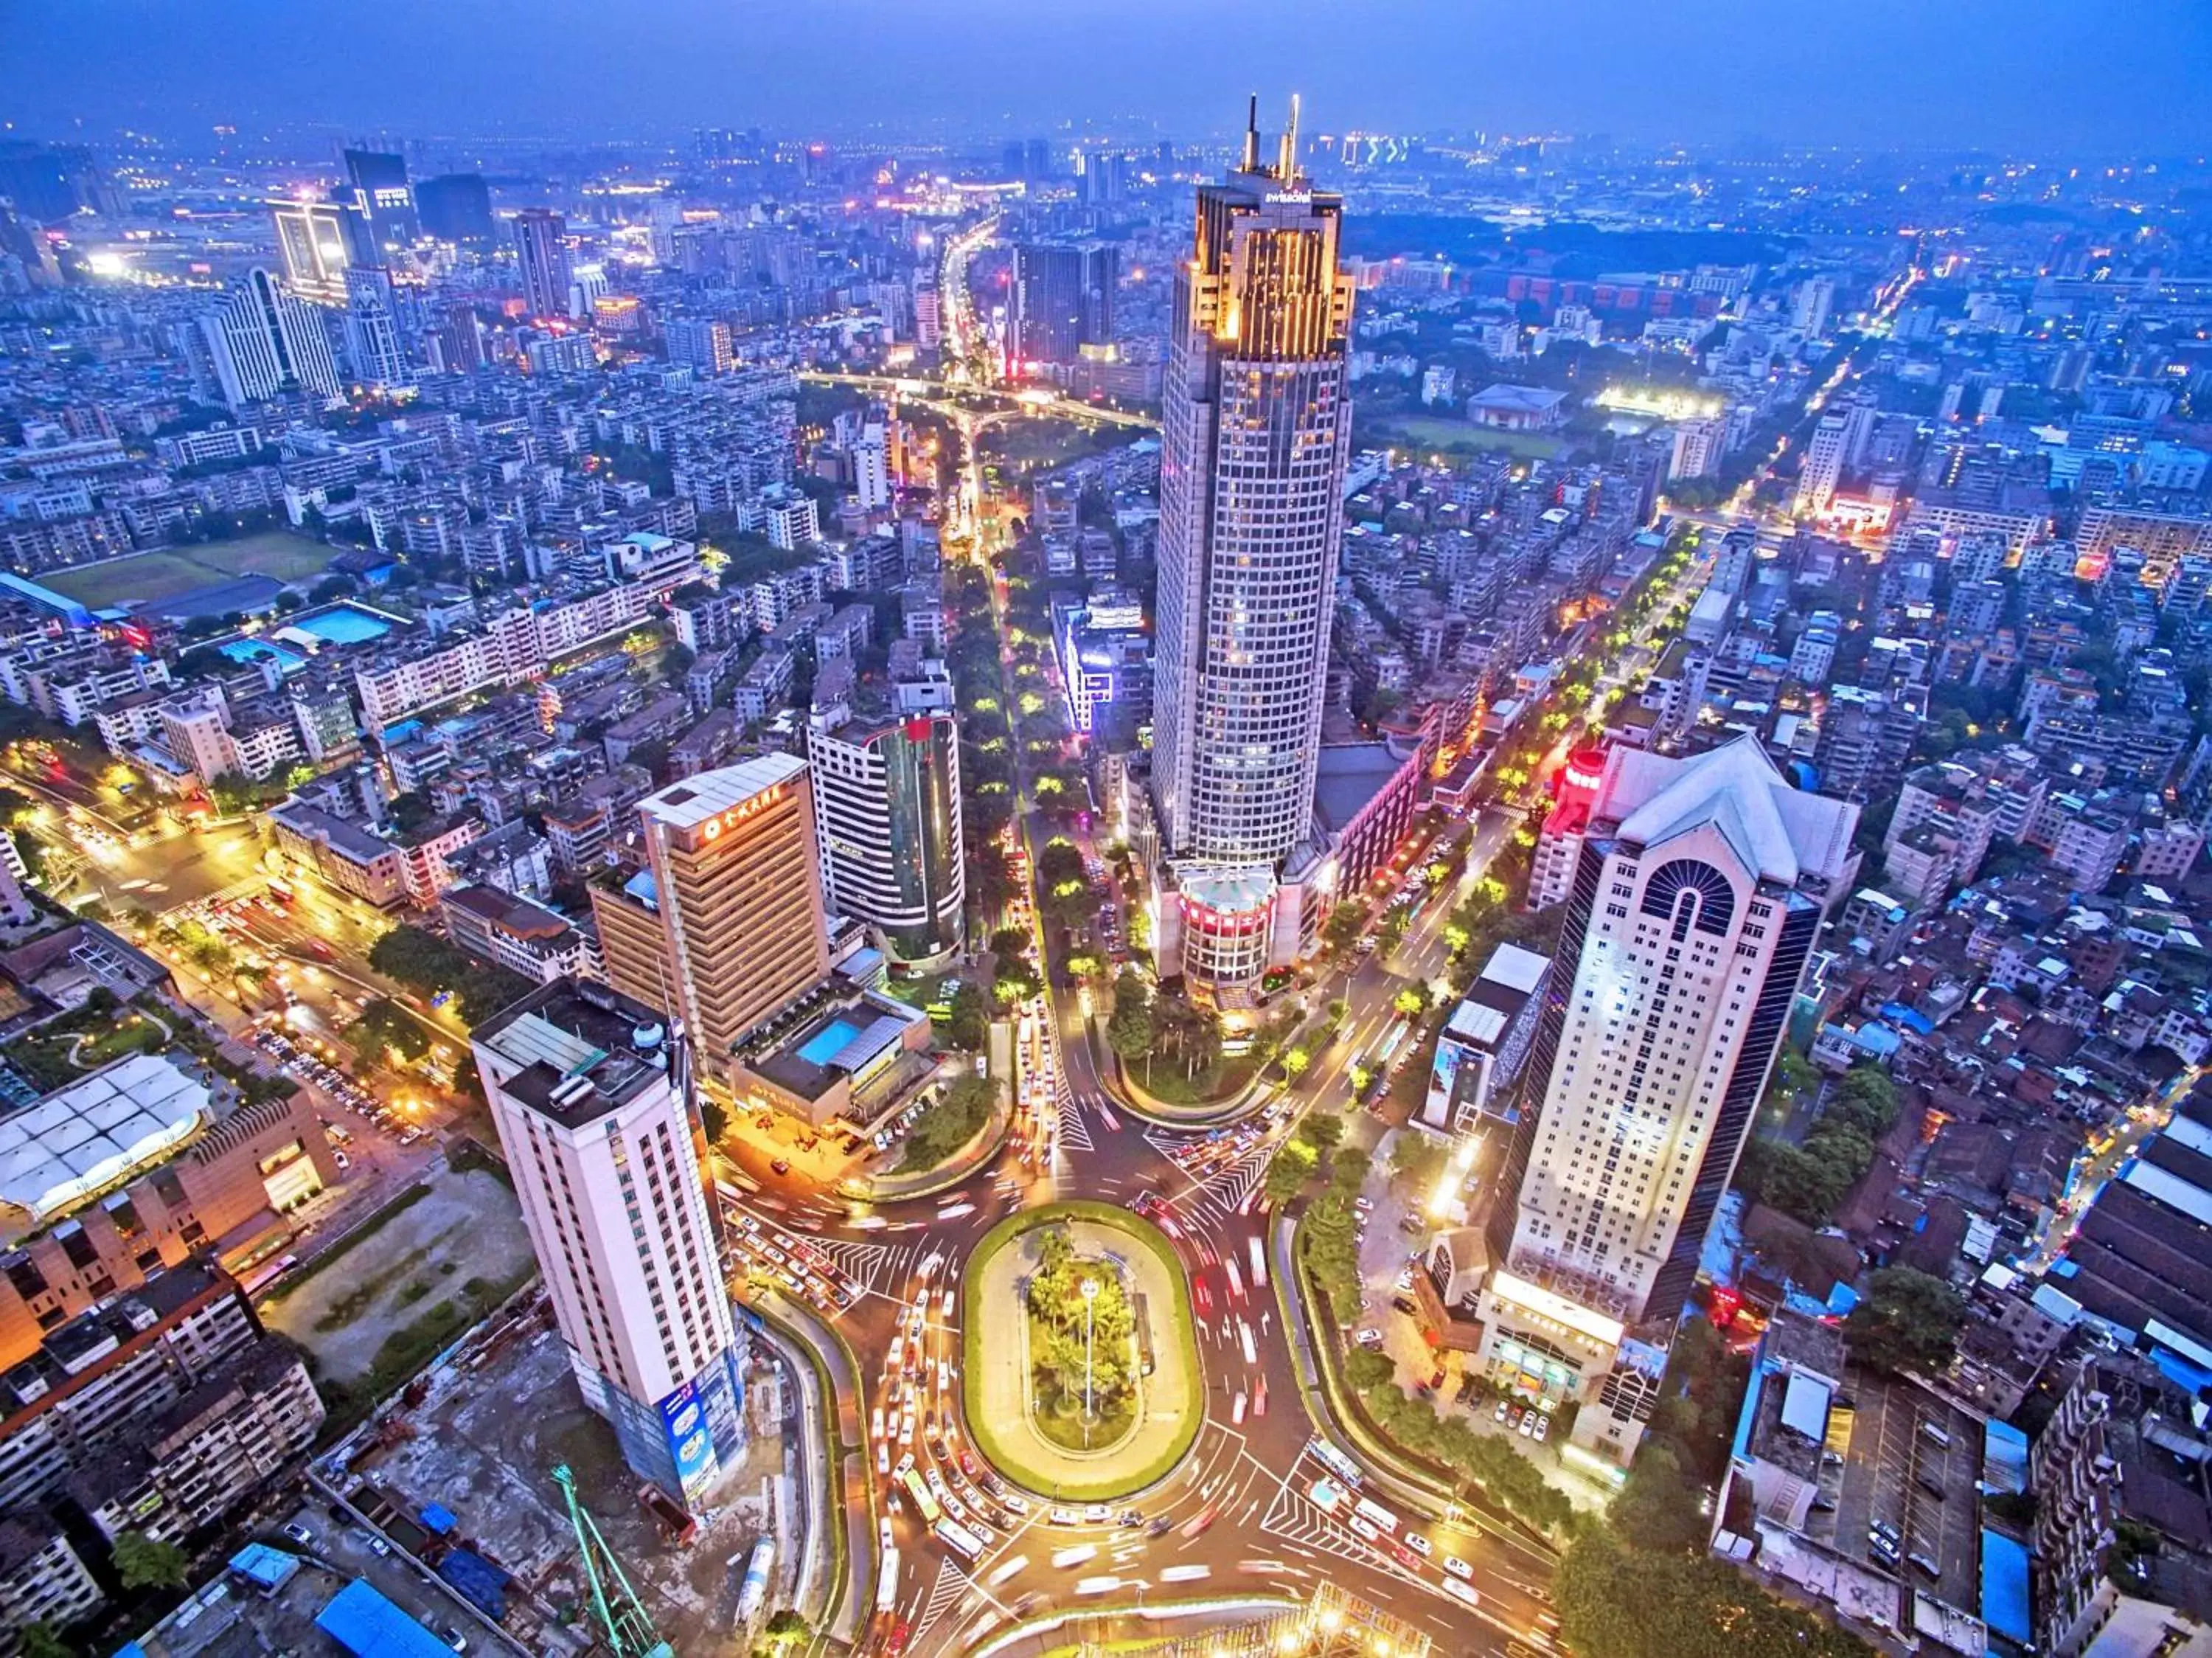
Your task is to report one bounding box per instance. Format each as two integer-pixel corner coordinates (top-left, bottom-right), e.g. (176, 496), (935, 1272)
(471, 977), (746, 1510)
(512, 208), (572, 321)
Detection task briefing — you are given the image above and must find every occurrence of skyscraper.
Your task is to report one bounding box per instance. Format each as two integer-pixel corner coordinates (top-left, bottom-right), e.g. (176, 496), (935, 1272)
(341, 147), (417, 255)
(1473, 738), (1857, 1465)
(270, 198), (363, 305)
(471, 977), (745, 1510)
(414, 173), (495, 246)
(807, 675), (965, 968)
(589, 756), (832, 1094)
(1151, 99), (1354, 988)
(198, 268), (339, 406)
(1009, 242), (1117, 369)
(1794, 410), (1850, 518)
(341, 266), (412, 392)
(512, 208), (573, 322)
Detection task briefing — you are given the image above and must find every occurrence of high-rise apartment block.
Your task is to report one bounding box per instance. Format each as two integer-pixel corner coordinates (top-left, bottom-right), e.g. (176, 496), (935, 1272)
(665, 316), (735, 376)
(341, 147), (416, 256)
(1475, 738), (1857, 1465)
(589, 755), (831, 1093)
(198, 268), (340, 407)
(471, 977), (745, 1510)
(1151, 103), (1354, 988)
(512, 208), (573, 322)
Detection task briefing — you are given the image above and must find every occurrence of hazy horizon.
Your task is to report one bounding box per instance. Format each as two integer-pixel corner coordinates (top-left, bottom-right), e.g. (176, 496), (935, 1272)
(5, 0), (2211, 159)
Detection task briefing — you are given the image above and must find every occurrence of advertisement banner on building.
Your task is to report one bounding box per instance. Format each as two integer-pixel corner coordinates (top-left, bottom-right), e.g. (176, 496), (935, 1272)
(658, 1378), (719, 1505)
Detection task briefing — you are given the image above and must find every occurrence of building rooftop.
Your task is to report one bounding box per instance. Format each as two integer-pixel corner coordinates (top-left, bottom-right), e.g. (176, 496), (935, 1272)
(1312, 742), (1413, 835)
(1604, 732), (1860, 887)
(0, 1052), (209, 1225)
(637, 752), (807, 831)
(473, 977), (675, 1129)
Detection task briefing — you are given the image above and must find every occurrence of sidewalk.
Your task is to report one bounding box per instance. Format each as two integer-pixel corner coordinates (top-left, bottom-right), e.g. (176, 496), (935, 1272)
(753, 1290), (874, 1648)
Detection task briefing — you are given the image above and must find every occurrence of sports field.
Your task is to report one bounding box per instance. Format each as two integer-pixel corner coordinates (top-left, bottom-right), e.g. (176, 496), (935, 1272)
(1370, 412), (1563, 461)
(42, 530), (340, 609)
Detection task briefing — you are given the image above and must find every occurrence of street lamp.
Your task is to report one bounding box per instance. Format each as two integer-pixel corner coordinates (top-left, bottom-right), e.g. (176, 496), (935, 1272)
(1081, 1277), (1099, 1429)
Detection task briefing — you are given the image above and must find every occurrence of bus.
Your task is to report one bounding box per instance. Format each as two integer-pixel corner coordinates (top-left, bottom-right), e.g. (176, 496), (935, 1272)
(1248, 1234), (1268, 1289)
(875, 1547), (900, 1617)
(1353, 1496), (1400, 1538)
(933, 1519), (987, 1563)
(1308, 1437), (1365, 1490)
(899, 1467), (942, 1525)
(265, 881), (294, 909)
(1130, 1291), (1156, 1376)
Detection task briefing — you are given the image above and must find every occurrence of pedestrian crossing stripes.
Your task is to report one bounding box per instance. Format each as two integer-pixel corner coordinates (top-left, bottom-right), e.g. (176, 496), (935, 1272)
(1257, 1478), (1375, 1567)
(911, 1555), (973, 1643)
(1054, 1085), (1096, 1155)
(1203, 1143), (1273, 1218)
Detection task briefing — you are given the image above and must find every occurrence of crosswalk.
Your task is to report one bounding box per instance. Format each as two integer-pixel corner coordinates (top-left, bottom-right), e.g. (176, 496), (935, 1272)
(911, 1556), (974, 1644)
(1258, 1478), (1376, 1567)
(1145, 1129), (1274, 1221)
(1054, 1083), (1096, 1155)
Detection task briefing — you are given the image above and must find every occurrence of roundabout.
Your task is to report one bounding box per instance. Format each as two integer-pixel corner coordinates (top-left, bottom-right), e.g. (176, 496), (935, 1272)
(960, 1200), (1203, 1503)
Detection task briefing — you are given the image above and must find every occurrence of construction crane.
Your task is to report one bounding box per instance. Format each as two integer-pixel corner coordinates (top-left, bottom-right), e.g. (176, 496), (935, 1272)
(552, 1464), (675, 1658)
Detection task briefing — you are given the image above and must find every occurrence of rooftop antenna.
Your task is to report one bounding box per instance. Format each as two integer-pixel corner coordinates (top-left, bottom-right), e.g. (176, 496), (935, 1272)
(1279, 93), (1301, 182)
(1241, 94), (1259, 173)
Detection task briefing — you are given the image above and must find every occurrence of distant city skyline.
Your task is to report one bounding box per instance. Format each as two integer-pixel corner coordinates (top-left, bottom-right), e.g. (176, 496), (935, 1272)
(7, 0), (2212, 156)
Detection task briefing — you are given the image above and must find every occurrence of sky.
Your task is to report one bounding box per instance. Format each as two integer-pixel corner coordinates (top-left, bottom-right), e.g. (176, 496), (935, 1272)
(4, 0), (2210, 156)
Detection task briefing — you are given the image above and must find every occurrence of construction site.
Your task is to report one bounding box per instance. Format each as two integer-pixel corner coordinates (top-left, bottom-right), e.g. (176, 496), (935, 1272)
(318, 1283), (806, 1657)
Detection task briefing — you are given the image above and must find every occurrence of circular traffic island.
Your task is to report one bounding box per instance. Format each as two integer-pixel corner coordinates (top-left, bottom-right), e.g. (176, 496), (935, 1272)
(959, 1200), (1203, 1503)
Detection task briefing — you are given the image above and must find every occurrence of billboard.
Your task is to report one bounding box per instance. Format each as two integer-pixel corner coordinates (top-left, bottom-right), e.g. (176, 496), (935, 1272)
(658, 1378), (720, 1506)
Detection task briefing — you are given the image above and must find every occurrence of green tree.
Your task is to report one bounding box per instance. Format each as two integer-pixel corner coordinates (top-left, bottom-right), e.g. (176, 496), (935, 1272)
(946, 981), (989, 1051)
(351, 997), (431, 1064)
(1390, 1132), (1448, 1196)
(1846, 1265), (1968, 1377)
(1262, 1140), (1319, 1206)
(1296, 1111), (1346, 1156)
(18, 1625), (73, 1658)
(1556, 1533), (1873, 1658)
(111, 1530), (188, 1592)
(1105, 971), (1153, 1070)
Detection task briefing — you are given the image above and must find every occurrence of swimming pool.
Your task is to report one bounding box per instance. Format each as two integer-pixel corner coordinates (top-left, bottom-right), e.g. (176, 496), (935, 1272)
(796, 1019), (863, 1067)
(290, 605), (394, 645)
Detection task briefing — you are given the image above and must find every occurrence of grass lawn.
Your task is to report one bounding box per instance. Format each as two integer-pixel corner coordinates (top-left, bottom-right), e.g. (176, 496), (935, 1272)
(42, 530), (339, 608)
(1371, 412), (1563, 462)
(961, 1200), (1203, 1502)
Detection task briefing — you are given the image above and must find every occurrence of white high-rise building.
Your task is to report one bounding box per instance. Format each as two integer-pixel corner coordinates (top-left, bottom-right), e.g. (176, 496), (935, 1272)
(471, 977), (746, 1510)
(198, 268), (339, 408)
(1151, 100), (1354, 988)
(852, 426), (892, 512)
(665, 316), (734, 375)
(1791, 275), (1836, 339)
(1793, 409), (1850, 518)
(342, 266), (413, 392)
(1473, 738), (1857, 1466)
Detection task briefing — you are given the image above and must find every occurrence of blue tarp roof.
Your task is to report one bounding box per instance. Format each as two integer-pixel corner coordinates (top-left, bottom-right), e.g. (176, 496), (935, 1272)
(420, 1503), (458, 1535)
(228, 1542), (299, 1589)
(1983, 1419), (2031, 1494)
(1878, 1002), (1935, 1036)
(1981, 1528), (2033, 1645)
(437, 1548), (510, 1621)
(316, 1580), (454, 1658)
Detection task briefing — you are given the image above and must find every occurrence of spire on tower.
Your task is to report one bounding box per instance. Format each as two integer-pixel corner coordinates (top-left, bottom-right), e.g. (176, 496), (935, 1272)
(1242, 94), (1260, 173)
(1279, 93), (1301, 181)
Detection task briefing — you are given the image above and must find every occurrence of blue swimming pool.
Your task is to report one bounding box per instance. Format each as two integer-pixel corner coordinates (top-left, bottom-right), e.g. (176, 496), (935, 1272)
(291, 605), (394, 645)
(797, 1019), (863, 1067)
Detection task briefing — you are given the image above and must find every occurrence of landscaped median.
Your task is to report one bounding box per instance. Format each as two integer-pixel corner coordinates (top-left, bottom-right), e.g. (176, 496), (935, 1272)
(959, 1200), (1203, 1502)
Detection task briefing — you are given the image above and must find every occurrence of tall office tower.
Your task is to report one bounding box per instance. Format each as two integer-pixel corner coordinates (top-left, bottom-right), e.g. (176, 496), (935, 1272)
(807, 679), (965, 967)
(341, 266), (412, 391)
(271, 198), (364, 305)
(512, 208), (573, 322)
(1150, 100), (1354, 988)
(414, 173), (495, 245)
(1009, 242), (1118, 368)
(471, 977), (746, 1510)
(1793, 409), (1850, 518)
(1472, 738), (1857, 1466)
(1025, 138), (1052, 181)
(199, 268), (340, 407)
(664, 317), (734, 375)
(1791, 274), (1836, 339)
(589, 756), (832, 1095)
(341, 147), (417, 256)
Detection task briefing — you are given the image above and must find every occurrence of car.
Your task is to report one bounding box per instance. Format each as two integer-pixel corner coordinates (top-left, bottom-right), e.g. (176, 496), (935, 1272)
(1391, 1295), (1418, 1316)
(771, 1159), (791, 1176)
(1355, 1328), (1384, 1349)
(1349, 1516), (1380, 1543)
(1404, 1532), (1433, 1558)
(281, 1522), (316, 1548)
(1083, 1503), (1112, 1525)
(1495, 1398), (1512, 1422)
(1352, 1196), (1374, 1214)
(333, 1150), (351, 1172)
(1146, 1516), (1173, 1537)
(1118, 1509), (1145, 1528)
(1194, 1279), (1214, 1317)
(365, 1536), (392, 1558)
(1533, 1417), (1550, 1443)
(1050, 1507), (1081, 1527)
(876, 1443), (889, 1475)
(1518, 1412), (1537, 1437)
(440, 1628), (467, 1653)
(1443, 1555), (1474, 1581)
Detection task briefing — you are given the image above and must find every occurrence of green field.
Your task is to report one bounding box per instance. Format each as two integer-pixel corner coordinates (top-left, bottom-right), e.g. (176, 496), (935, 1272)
(43, 530), (340, 609)
(1370, 413), (1563, 462)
